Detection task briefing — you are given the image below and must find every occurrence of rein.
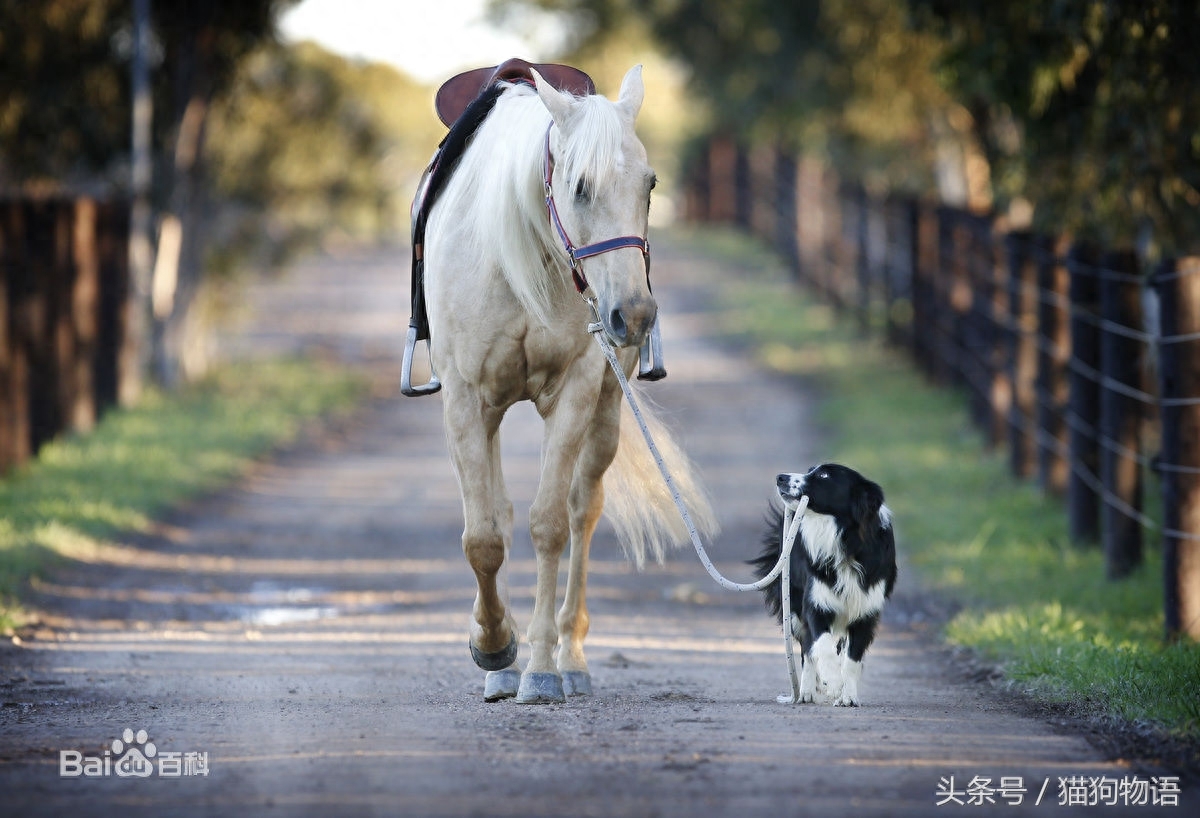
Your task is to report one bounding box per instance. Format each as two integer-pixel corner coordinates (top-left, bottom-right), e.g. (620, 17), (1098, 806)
(584, 301), (810, 704)
(543, 124), (650, 297)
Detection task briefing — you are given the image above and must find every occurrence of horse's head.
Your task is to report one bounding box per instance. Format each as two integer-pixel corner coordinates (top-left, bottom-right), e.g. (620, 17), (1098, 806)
(534, 65), (657, 348)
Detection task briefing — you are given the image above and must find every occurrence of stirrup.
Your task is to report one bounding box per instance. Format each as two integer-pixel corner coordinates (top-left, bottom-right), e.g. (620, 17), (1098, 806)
(637, 317), (666, 381)
(401, 325), (442, 396)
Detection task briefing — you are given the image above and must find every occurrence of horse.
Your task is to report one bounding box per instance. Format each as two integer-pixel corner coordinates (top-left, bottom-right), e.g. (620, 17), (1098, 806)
(423, 65), (718, 704)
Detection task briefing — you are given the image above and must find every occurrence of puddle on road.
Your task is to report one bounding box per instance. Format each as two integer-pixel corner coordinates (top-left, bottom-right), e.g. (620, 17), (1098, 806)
(230, 582), (340, 627)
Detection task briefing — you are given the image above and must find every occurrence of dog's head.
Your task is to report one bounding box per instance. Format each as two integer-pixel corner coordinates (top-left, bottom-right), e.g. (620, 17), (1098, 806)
(777, 464), (886, 531)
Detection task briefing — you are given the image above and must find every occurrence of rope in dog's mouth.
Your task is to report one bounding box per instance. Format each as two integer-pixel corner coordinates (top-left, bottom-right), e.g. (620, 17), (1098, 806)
(587, 307), (809, 704)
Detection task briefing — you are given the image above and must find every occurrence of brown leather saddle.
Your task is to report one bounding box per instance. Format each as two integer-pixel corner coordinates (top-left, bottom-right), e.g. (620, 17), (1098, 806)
(434, 58), (595, 128)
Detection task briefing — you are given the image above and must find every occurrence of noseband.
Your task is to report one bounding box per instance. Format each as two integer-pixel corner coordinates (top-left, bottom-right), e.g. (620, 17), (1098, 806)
(542, 124), (650, 298)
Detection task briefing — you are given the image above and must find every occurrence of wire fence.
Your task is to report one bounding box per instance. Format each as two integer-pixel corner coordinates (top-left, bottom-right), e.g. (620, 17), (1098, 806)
(684, 137), (1200, 640)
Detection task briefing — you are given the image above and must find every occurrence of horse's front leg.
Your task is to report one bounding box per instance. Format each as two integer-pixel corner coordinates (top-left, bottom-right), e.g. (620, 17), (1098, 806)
(443, 386), (521, 696)
(555, 390), (622, 697)
(516, 390), (599, 704)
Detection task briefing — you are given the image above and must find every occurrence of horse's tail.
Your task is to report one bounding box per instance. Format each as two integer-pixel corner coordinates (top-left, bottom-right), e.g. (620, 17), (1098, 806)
(602, 390), (719, 568)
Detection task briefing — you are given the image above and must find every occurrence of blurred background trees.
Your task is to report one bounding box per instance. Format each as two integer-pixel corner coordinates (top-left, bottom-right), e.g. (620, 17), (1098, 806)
(0, 0), (430, 391)
(496, 0), (1200, 255)
(3, 0), (1196, 394)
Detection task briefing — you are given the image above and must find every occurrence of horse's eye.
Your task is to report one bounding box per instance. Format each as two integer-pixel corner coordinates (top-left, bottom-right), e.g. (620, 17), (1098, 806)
(574, 178), (590, 201)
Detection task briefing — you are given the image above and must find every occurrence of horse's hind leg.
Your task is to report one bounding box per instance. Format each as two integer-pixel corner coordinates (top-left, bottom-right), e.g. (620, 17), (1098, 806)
(444, 392), (521, 688)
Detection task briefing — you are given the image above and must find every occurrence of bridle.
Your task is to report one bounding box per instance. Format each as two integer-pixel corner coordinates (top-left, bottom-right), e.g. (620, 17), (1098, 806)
(542, 124), (651, 301)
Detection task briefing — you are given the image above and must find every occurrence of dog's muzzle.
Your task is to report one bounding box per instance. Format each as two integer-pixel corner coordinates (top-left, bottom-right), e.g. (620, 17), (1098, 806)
(776, 472), (806, 506)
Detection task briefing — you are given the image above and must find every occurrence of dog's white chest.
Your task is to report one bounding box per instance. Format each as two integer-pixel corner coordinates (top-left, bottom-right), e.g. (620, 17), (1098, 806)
(809, 566), (888, 624)
(800, 511), (887, 624)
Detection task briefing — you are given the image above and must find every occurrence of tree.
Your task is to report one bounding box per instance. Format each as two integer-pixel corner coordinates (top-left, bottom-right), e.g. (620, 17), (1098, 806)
(0, 0), (296, 390)
(206, 40), (440, 270)
(491, 0), (953, 193)
(912, 0), (1200, 252)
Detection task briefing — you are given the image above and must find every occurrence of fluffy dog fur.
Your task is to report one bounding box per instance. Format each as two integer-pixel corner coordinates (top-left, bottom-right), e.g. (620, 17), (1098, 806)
(749, 463), (896, 706)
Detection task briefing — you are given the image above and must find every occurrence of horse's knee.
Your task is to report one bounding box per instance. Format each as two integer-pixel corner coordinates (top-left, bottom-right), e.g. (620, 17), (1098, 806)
(462, 530), (505, 576)
(528, 510), (568, 558)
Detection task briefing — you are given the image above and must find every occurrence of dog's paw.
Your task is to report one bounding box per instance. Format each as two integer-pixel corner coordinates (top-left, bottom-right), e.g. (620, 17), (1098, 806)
(833, 662), (862, 707)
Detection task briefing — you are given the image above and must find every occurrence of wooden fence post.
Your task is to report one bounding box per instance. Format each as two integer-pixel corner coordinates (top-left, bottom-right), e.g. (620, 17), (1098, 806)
(71, 197), (100, 433)
(734, 142), (751, 230)
(1098, 250), (1144, 578)
(913, 203), (938, 376)
(774, 148), (799, 273)
(973, 215), (1008, 448)
(1035, 235), (1071, 495)
(796, 157), (824, 290)
(931, 206), (959, 385)
(1006, 232), (1037, 477)
(1156, 256), (1200, 641)
(707, 137), (738, 223)
(822, 172), (843, 310)
(1067, 242), (1102, 544)
(854, 185), (870, 334)
(96, 201), (129, 415)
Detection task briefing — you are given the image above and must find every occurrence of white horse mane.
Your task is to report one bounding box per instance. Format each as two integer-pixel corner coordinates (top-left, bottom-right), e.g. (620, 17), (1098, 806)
(431, 83), (631, 328)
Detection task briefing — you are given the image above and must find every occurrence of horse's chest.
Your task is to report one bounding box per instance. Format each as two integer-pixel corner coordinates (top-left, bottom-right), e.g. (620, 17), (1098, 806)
(472, 326), (591, 406)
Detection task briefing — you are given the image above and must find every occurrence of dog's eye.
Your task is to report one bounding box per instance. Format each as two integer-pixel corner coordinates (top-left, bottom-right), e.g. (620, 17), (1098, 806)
(817, 472), (829, 479)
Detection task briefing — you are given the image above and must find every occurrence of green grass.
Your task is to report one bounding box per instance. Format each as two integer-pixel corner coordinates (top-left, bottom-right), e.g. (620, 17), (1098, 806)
(0, 357), (368, 633)
(663, 226), (1200, 742)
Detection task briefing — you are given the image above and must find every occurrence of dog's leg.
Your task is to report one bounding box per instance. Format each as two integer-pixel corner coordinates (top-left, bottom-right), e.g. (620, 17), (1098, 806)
(835, 618), (879, 707)
(811, 632), (843, 700)
(797, 654), (817, 703)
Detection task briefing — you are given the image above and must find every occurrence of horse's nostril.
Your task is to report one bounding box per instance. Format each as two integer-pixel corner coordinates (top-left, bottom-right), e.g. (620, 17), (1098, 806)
(608, 308), (628, 341)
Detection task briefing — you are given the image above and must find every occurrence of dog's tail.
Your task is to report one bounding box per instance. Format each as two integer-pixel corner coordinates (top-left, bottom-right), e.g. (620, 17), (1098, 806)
(602, 388), (719, 568)
(748, 504), (787, 623)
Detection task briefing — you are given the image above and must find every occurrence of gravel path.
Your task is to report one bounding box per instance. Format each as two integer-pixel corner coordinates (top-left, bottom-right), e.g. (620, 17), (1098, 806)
(0, 240), (1181, 816)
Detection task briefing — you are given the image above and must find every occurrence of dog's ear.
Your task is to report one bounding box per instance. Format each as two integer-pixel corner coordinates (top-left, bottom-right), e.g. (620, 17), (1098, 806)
(851, 480), (885, 531)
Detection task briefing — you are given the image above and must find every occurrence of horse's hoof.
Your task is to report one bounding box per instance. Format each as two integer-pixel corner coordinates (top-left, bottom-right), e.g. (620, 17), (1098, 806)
(561, 670), (592, 697)
(515, 671), (565, 704)
(470, 635), (518, 672)
(483, 669), (521, 702)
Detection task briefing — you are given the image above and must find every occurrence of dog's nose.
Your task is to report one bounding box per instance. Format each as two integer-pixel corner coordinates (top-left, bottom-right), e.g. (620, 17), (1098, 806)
(776, 474), (790, 488)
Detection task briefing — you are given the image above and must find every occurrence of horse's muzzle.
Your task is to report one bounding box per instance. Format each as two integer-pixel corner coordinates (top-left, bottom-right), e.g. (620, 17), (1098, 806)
(604, 296), (657, 348)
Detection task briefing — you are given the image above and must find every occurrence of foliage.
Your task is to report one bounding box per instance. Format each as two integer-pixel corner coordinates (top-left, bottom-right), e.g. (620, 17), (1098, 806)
(913, 0), (1200, 252)
(492, 0), (951, 193)
(669, 224), (1200, 741)
(0, 0), (127, 184)
(206, 40), (441, 269)
(0, 0), (290, 189)
(499, 0), (1200, 252)
(0, 357), (367, 633)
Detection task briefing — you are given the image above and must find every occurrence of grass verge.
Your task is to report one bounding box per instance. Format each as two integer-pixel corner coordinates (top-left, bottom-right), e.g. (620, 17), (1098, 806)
(663, 226), (1200, 747)
(0, 357), (368, 634)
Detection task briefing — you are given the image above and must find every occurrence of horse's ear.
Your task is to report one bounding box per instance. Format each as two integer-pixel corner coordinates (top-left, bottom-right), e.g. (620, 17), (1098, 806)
(618, 64), (644, 120)
(531, 68), (574, 126)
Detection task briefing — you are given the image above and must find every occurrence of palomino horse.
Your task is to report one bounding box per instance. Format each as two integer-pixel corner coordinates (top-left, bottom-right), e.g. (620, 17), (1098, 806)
(423, 65), (717, 703)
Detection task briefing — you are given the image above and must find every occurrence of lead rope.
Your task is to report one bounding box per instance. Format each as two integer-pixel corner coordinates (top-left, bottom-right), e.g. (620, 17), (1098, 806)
(586, 306), (809, 704)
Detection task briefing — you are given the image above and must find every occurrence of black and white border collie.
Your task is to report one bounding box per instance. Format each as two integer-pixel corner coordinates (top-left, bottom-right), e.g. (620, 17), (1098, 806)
(749, 463), (897, 706)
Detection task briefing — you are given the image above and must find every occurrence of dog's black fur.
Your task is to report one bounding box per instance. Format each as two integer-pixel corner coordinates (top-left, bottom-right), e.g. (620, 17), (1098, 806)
(748, 463), (897, 705)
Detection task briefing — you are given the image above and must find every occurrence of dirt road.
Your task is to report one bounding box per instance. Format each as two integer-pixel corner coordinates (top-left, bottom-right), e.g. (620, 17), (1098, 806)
(0, 241), (1182, 816)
